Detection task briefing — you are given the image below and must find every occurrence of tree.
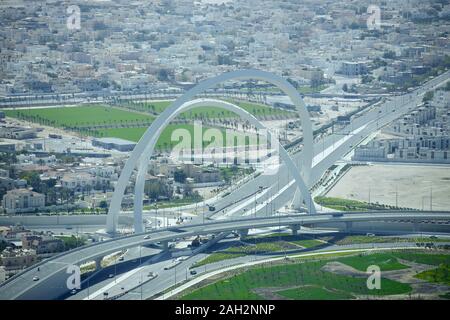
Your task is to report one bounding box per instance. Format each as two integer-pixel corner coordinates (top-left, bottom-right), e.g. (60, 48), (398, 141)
(99, 200), (108, 213)
(383, 50), (396, 59)
(342, 84), (348, 92)
(423, 91), (434, 103)
(145, 181), (171, 200)
(174, 169), (187, 183)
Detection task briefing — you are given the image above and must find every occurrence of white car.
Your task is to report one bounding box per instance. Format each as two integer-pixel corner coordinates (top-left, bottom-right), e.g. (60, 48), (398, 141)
(144, 235), (151, 239)
(32, 276), (39, 281)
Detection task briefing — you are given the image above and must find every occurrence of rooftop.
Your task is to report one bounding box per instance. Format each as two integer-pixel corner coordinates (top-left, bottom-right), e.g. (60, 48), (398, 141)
(94, 137), (136, 146)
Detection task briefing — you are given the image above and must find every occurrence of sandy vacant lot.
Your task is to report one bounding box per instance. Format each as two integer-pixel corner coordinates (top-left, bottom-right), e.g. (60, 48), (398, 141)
(326, 164), (450, 211)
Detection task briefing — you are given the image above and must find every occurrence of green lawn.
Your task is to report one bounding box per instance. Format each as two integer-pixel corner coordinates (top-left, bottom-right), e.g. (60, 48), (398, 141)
(191, 241), (297, 268)
(338, 253), (409, 272)
(314, 196), (393, 211)
(331, 235), (448, 246)
(277, 286), (354, 300)
(181, 257), (412, 300)
(416, 264), (450, 285)
(135, 100), (293, 119)
(192, 235), (323, 268)
(5, 105), (154, 128)
(95, 124), (260, 150)
(6, 103), (282, 151)
(392, 252), (450, 266)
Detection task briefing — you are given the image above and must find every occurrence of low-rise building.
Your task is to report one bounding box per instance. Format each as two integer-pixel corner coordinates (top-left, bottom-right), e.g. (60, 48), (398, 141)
(0, 247), (37, 271)
(0, 225), (31, 241)
(338, 61), (368, 76)
(21, 234), (64, 254)
(61, 172), (95, 192)
(92, 137), (136, 152)
(0, 126), (37, 140)
(2, 189), (45, 214)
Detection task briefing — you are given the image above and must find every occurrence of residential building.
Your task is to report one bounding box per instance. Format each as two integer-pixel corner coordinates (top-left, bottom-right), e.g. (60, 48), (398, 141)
(2, 189), (45, 214)
(92, 137), (136, 152)
(0, 247), (37, 271)
(21, 234), (64, 254)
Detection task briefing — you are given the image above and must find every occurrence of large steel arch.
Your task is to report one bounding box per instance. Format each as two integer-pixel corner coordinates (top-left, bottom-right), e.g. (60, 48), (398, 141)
(132, 98), (316, 233)
(106, 69), (314, 234)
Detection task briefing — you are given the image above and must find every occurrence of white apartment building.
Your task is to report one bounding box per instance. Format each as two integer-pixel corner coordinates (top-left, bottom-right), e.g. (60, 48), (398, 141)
(2, 189), (45, 214)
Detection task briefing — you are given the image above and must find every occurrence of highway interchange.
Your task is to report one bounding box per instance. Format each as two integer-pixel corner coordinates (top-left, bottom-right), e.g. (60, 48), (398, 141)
(0, 70), (450, 300)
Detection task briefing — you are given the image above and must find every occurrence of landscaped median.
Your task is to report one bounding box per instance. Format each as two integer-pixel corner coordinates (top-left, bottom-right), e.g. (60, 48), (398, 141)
(314, 196), (414, 211)
(190, 234), (325, 268)
(177, 249), (450, 300)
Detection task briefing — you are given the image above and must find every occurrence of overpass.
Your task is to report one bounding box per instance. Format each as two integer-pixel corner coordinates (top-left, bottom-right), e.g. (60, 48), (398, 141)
(0, 210), (449, 300)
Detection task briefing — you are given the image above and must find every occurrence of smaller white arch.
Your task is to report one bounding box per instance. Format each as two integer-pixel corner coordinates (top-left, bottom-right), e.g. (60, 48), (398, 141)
(132, 98), (315, 233)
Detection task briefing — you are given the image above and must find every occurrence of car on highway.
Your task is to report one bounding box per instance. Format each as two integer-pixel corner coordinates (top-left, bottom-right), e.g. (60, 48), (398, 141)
(190, 270), (197, 275)
(108, 274), (114, 278)
(144, 235), (151, 239)
(71, 289), (77, 295)
(118, 256), (124, 261)
(332, 213), (344, 218)
(32, 276), (39, 281)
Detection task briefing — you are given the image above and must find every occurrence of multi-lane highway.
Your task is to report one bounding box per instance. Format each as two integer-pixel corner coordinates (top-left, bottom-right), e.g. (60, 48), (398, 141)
(201, 70), (450, 221)
(1, 210), (449, 300)
(1, 71), (449, 300)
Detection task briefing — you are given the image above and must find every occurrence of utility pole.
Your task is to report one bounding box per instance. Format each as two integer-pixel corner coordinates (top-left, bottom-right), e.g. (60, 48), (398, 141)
(139, 242), (143, 300)
(155, 204), (158, 230)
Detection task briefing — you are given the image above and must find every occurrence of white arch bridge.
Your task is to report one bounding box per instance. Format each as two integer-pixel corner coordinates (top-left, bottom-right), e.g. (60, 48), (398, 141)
(106, 69), (316, 234)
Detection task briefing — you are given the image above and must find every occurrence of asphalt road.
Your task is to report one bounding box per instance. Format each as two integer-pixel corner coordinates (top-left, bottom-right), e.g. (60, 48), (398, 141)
(1, 210), (449, 300)
(196, 70), (450, 222)
(1, 71), (449, 300)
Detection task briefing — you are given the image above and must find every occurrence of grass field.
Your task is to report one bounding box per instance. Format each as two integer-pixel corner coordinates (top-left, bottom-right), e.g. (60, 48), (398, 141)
(6, 105), (264, 150)
(181, 251), (450, 300)
(191, 242), (296, 268)
(181, 255), (412, 300)
(5, 105), (154, 128)
(95, 124), (260, 149)
(192, 235), (324, 268)
(328, 235), (450, 246)
(135, 100), (293, 119)
(416, 264), (450, 285)
(277, 285), (355, 300)
(392, 252), (450, 266)
(314, 196), (396, 211)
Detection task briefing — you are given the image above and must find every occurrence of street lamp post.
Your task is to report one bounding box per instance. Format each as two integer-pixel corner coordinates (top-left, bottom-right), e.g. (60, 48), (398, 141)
(155, 204), (158, 230)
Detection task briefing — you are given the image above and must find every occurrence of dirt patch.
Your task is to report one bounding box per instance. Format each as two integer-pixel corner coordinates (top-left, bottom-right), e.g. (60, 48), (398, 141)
(321, 259), (450, 299)
(320, 261), (367, 277)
